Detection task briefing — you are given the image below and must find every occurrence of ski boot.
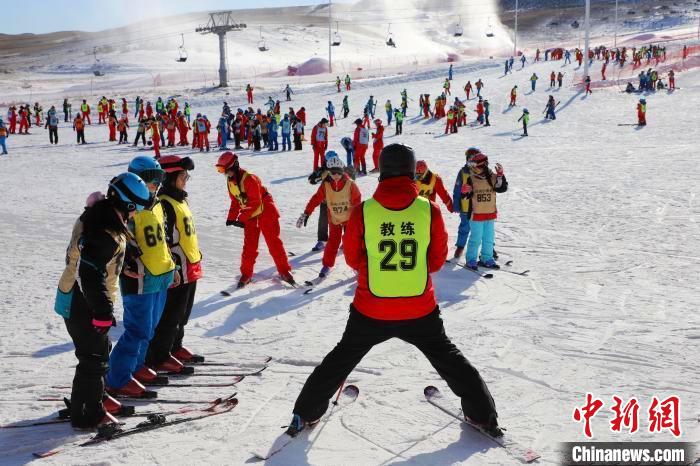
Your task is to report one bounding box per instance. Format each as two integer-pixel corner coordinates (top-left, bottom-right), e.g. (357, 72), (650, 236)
(284, 414), (320, 437)
(492, 249), (499, 260)
(478, 259), (500, 270)
(173, 346), (205, 364)
(106, 377), (157, 399)
(152, 354), (194, 375)
(133, 366), (169, 386)
(465, 413), (503, 438)
(237, 275), (252, 289)
(103, 394), (135, 416)
(312, 241), (326, 252)
(453, 246), (464, 259)
(280, 273), (297, 287)
(466, 260), (479, 271)
(319, 266), (331, 278)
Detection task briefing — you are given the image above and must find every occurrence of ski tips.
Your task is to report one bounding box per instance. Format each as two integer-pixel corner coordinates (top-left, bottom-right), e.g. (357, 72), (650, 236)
(424, 385), (440, 399)
(343, 384), (360, 399)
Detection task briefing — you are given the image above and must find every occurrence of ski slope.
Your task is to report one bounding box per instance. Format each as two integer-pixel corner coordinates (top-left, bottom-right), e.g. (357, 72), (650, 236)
(1, 26), (700, 466)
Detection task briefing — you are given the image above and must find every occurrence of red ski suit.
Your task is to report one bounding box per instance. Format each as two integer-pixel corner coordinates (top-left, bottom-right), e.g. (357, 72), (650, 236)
(311, 124), (328, 170)
(226, 170), (291, 278)
(352, 125), (369, 169)
(343, 177), (448, 319)
(371, 124), (384, 169)
(304, 175), (362, 268)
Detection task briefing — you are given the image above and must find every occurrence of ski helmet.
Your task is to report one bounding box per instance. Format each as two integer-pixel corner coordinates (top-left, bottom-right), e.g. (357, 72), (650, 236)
(340, 136), (352, 149)
(470, 153), (488, 168)
(523, 108), (529, 113)
(354, 118), (363, 125)
(465, 147), (481, 162)
(326, 155), (345, 172)
(415, 160), (428, 176)
(324, 150), (339, 161)
(128, 156), (164, 185)
(107, 172), (152, 213)
(379, 144), (416, 181)
(159, 155), (194, 173)
(216, 151), (239, 173)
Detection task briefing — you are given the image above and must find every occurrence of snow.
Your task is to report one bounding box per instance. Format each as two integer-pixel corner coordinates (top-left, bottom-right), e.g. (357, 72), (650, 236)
(1, 7), (700, 466)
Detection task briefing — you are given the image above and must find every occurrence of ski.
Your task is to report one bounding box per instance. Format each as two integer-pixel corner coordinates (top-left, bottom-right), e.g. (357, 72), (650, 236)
(451, 261), (494, 278)
(51, 375), (245, 390)
(5, 393), (237, 429)
(491, 268), (529, 276)
(188, 356), (272, 367)
(170, 367), (266, 378)
(33, 396), (239, 458)
(423, 386), (540, 463)
(251, 384), (359, 460)
(302, 275), (327, 294)
(221, 280), (254, 296)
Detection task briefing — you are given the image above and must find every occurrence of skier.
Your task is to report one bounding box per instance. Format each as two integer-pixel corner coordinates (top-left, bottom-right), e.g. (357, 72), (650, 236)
(530, 73), (539, 92)
(448, 63), (453, 81)
(63, 98), (71, 122)
(452, 147), (480, 258)
(97, 99), (105, 124)
(365, 96), (377, 118)
(475, 98), (485, 125)
(293, 116), (303, 151)
(134, 96), (142, 119)
(118, 117), (129, 144)
(483, 99), (491, 126)
(344, 74), (351, 91)
(45, 106), (59, 145)
(400, 90), (408, 116)
(518, 108), (530, 136)
(297, 154), (362, 278)
(385, 100), (393, 126)
(445, 107), (455, 134)
(326, 101), (336, 127)
(80, 100), (91, 125)
(461, 153), (508, 270)
(133, 118), (147, 147)
(352, 118), (369, 175)
(285, 144), (502, 438)
(557, 71), (564, 88)
(0, 119), (8, 154)
(55, 173), (151, 428)
(246, 84), (254, 104)
(549, 71), (556, 88)
(218, 113), (229, 150)
(195, 114), (210, 152)
(155, 97), (165, 115)
(601, 62), (607, 81)
(285, 84), (294, 101)
(216, 152), (295, 288)
(340, 136), (355, 171)
(637, 99), (646, 126)
(184, 102), (191, 124)
(281, 114), (292, 151)
(145, 155), (204, 366)
(149, 118), (162, 158)
(106, 157), (180, 395)
(443, 78), (451, 96)
(108, 113), (117, 142)
(371, 119), (384, 172)
(341, 95), (350, 119)
(668, 70), (675, 90)
(267, 116), (279, 151)
(311, 118), (329, 170)
(584, 75), (592, 95)
(464, 81), (472, 100)
(73, 114), (86, 144)
(415, 160), (453, 212)
(520, 54), (527, 69)
(394, 108), (404, 135)
(336, 76), (341, 93)
(544, 96), (558, 120)
(475, 79), (484, 97)
(564, 49), (571, 64)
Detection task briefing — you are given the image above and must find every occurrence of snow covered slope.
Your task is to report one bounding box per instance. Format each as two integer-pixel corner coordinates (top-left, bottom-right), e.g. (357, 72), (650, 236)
(1, 14), (699, 466)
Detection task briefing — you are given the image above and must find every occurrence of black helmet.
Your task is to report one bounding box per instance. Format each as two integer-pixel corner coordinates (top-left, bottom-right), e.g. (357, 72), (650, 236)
(379, 144), (416, 181)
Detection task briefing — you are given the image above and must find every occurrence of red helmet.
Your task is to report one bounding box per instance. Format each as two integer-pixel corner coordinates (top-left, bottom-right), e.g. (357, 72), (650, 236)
(216, 151), (238, 173)
(415, 160), (428, 175)
(159, 155), (194, 173)
(470, 153), (488, 168)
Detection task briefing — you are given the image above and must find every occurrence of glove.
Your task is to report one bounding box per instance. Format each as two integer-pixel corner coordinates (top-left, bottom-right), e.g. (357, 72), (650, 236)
(226, 219), (245, 228)
(296, 213), (309, 228)
(461, 184), (472, 195)
(495, 163), (504, 176)
(92, 317), (113, 335)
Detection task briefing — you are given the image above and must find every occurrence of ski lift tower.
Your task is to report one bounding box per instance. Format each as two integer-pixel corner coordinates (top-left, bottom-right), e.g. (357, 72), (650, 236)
(196, 11), (246, 87)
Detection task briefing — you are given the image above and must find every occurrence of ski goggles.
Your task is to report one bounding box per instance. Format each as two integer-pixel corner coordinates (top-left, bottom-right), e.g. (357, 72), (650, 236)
(139, 169), (165, 185)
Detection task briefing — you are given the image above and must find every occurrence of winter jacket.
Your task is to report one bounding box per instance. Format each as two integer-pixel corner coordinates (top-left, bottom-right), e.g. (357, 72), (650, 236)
(226, 169), (279, 223)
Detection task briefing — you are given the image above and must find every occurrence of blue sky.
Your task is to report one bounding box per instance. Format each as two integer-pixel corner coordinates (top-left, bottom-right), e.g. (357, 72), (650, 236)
(4, 0), (353, 35)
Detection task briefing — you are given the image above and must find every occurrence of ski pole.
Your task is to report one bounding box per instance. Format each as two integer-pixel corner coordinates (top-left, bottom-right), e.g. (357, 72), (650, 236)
(332, 379), (346, 406)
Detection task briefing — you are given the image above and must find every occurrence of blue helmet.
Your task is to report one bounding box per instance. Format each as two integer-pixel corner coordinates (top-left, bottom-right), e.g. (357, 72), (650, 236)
(340, 137), (352, 149)
(108, 172), (152, 212)
(128, 156), (164, 185)
(324, 150), (338, 161)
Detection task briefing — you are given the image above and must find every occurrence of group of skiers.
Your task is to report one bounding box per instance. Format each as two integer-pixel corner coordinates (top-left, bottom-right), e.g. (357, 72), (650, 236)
(55, 154), (203, 428)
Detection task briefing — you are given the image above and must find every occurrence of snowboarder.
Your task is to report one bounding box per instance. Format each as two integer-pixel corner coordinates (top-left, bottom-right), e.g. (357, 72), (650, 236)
(106, 157), (180, 395)
(55, 173), (151, 428)
(518, 108), (529, 136)
(297, 154), (362, 278)
(216, 152), (295, 288)
(145, 155), (204, 366)
(415, 160), (453, 212)
(461, 152), (508, 270)
(285, 144), (502, 438)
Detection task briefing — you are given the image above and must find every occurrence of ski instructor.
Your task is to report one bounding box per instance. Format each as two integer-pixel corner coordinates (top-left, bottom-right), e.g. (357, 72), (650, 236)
(285, 143), (502, 437)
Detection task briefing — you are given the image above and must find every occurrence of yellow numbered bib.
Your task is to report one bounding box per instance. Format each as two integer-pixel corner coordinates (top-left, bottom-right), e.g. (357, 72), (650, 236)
(133, 202), (175, 275)
(160, 195), (202, 264)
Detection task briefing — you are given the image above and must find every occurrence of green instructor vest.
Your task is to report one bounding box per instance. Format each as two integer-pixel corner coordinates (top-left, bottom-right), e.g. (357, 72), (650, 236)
(363, 197), (431, 298)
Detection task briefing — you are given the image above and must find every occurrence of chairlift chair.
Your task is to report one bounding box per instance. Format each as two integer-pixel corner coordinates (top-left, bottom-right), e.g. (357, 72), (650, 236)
(176, 34), (188, 62)
(332, 22), (341, 46)
(386, 23), (396, 47)
(258, 26), (269, 52)
(93, 46), (105, 76)
(454, 16), (464, 37)
(485, 17), (495, 37)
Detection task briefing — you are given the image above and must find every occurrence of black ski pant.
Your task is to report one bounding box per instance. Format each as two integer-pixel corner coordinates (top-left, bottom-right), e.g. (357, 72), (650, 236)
(395, 121), (403, 134)
(293, 133), (302, 150)
(65, 287), (110, 428)
(317, 202), (329, 242)
(76, 130), (85, 144)
(119, 131), (128, 143)
(48, 126), (58, 144)
(133, 131), (146, 146)
(64, 110), (69, 122)
(293, 306), (497, 424)
(146, 281), (197, 366)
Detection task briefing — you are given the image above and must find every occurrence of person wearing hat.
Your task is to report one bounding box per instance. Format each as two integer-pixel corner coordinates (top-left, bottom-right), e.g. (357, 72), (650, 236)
(518, 108), (530, 136)
(297, 152), (362, 278)
(310, 118), (329, 171)
(352, 118), (369, 175)
(370, 118), (384, 172)
(55, 173), (151, 428)
(145, 156), (204, 366)
(415, 160), (453, 212)
(0, 118), (8, 154)
(637, 99), (646, 126)
(216, 152), (295, 288)
(452, 147), (480, 259)
(285, 144), (502, 438)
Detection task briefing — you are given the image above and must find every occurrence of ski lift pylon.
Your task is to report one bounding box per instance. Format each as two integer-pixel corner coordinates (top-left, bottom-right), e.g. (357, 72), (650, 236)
(93, 46), (105, 77)
(176, 34), (188, 62)
(454, 16), (464, 37)
(258, 26), (269, 52)
(386, 23), (396, 47)
(332, 21), (341, 46)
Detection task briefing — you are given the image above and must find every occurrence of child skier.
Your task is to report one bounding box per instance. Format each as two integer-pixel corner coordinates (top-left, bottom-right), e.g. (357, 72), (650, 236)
(352, 118), (369, 175)
(371, 119), (384, 172)
(145, 155), (205, 366)
(286, 144), (502, 439)
(55, 173), (152, 428)
(311, 118), (329, 170)
(326, 101), (335, 127)
(637, 99), (647, 126)
(460, 153), (508, 270)
(509, 86), (517, 107)
(297, 154), (361, 278)
(452, 147), (479, 258)
(73, 114), (86, 144)
(415, 160), (453, 212)
(216, 152), (295, 288)
(518, 108), (530, 136)
(544, 96), (558, 120)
